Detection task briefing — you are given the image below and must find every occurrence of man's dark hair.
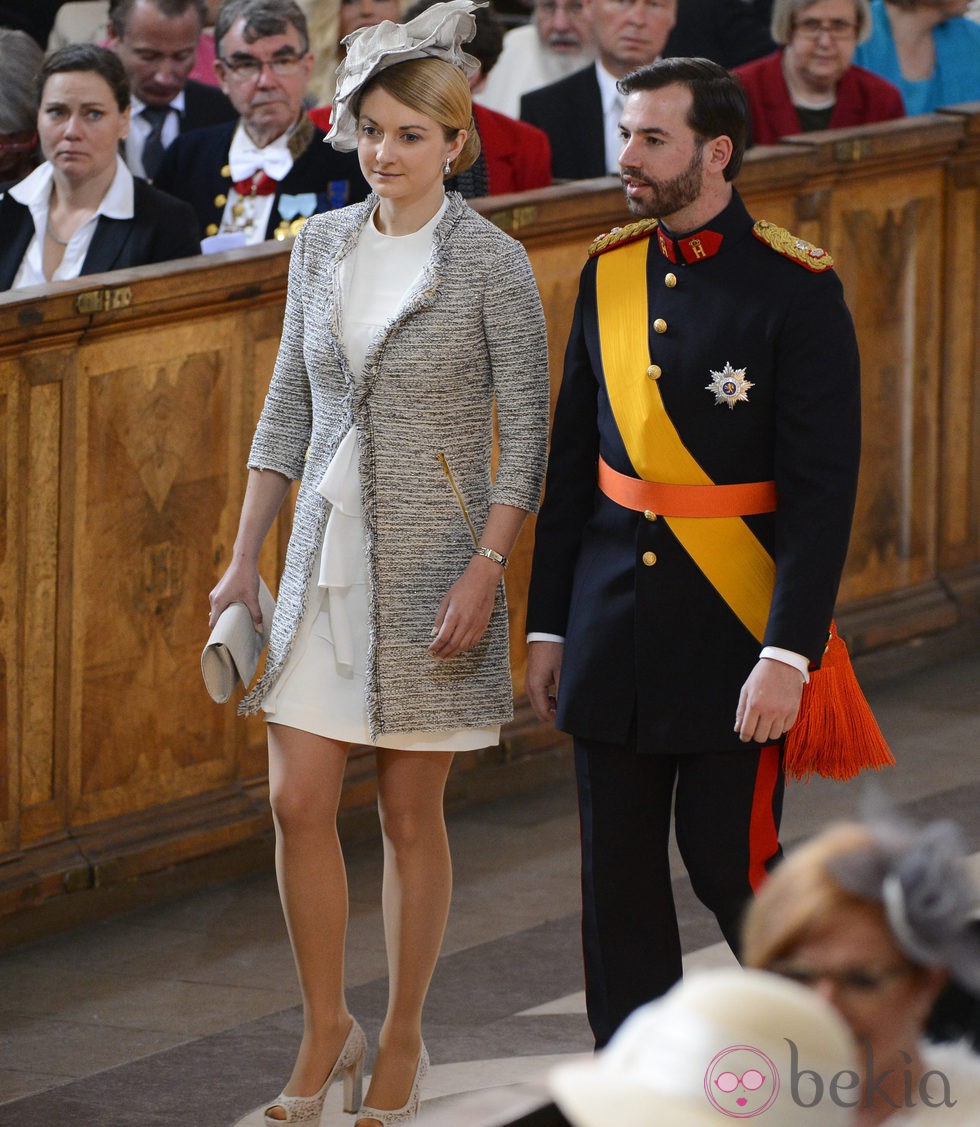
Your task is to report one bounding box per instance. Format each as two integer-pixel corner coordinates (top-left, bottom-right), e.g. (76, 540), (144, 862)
(108, 0), (208, 39)
(37, 42), (131, 110)
(618, 57), (749, 181)
(403, 0), (504, 76)
(214, 0), (309, 57)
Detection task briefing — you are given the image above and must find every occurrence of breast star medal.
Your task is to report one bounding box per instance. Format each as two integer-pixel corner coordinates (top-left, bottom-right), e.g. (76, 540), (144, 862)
(706, 363), (753, 409)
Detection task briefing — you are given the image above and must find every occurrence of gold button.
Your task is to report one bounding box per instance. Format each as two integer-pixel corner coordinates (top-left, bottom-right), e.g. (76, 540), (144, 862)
(214, 193), (227, 208)
(664, 273), (677, 288)
(232, 202), (245, 218)
(654, 318), (667, 334)
(642, 551), (657, 566)
(205, 223), (219, 236)
(220, 164), (231, 178)
(646, 364), (662, 380)
(644, 509), (657, 522)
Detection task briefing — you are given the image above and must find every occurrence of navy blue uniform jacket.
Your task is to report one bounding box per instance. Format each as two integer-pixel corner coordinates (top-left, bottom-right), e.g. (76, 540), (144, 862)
(525, 190), (861, 752)
(154, 120), (369, 239)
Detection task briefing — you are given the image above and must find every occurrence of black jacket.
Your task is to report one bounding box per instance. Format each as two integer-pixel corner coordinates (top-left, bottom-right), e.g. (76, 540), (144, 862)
(180, 79), (237, 132)
(0, 175), (200, 291)
(520, 65), (606, 182)
(663, 0), (775, 69)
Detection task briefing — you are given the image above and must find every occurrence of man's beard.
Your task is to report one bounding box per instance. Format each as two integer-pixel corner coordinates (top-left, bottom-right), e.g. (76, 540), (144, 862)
(622, 143), (704, 220)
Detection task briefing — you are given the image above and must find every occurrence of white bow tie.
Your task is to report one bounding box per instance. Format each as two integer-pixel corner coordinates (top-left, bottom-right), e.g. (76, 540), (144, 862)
(229, 143), (294, 184)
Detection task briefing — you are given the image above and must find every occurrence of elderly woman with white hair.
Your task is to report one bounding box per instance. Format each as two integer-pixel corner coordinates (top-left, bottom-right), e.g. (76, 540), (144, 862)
(0, 29), (44, 184)
(734, 0), (905, 144)
(854, 0), (980, 115)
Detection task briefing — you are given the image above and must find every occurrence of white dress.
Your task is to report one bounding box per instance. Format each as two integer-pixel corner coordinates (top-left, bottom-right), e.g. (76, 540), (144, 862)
(263, 199), (500, 751)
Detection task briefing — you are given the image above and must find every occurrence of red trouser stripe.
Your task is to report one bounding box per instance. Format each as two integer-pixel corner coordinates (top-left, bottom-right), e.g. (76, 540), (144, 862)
(747, 744), (781, 892)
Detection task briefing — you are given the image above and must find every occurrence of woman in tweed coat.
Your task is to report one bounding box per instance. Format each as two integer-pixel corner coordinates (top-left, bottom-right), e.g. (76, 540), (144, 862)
(207, 7), (549, 1125)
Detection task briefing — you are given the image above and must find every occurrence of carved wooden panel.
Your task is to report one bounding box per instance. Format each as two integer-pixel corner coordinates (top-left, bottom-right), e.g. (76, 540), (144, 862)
(938, 157), (980, 571)
(19, 350), (75, 845)
(0, 363), (13, 851)
(829, 173), (944, 605)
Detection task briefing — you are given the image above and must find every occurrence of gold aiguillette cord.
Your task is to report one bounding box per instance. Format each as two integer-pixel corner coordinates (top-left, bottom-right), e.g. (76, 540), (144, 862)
(437, 452), (480, 548)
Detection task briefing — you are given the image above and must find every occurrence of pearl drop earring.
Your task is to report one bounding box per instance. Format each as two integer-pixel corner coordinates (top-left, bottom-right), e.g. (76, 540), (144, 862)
(443, 157), (452, 177)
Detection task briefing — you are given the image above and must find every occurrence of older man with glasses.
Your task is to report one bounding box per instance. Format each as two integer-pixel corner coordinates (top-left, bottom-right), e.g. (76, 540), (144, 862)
(155, 0), (368, 245)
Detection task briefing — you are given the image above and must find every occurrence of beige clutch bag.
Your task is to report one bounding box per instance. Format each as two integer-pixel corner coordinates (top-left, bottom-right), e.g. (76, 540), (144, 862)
(201, 579), (276, 703)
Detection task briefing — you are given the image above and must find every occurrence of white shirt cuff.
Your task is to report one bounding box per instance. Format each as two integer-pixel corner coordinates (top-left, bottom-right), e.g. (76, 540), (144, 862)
(527, 632), (565, 645)
(760, 646), (810, 683)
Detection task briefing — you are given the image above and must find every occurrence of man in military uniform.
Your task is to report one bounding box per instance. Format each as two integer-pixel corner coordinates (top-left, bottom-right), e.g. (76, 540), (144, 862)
(155, 0), (367, 243)
(525, 57), (861, 1048)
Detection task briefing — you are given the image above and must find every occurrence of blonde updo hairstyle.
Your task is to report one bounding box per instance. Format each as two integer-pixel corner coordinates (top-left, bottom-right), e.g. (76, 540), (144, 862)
(355, 56), (481, 177)
(742, 823), (928, 980)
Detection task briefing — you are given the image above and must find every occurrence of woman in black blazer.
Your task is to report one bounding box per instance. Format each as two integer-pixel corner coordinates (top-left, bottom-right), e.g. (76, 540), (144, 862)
(0, 43), (200, 292)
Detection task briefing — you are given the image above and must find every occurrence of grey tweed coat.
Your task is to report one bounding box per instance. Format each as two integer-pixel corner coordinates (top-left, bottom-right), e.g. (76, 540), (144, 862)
(241, 192), (550, 738)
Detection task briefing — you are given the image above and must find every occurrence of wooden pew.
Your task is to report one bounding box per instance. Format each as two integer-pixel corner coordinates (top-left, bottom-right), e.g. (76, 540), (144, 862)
(1, 106), (978, 932)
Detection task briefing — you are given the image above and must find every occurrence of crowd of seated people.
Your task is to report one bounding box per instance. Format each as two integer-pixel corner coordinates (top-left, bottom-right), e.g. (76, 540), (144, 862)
(1, 0), (978, 292)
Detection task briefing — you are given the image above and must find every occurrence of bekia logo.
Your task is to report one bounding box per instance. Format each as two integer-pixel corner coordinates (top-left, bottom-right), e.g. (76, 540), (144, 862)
(704, 1045), (779, 1118)
(703, 1040), (957, 1118)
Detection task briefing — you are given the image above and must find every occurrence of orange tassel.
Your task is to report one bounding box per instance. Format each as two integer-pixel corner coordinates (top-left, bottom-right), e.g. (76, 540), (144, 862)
(783, 622), (896, 783)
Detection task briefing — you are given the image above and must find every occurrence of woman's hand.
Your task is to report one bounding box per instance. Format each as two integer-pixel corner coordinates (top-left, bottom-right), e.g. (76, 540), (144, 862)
(208, 557), (263, 632)
(428, 554), (503, 661)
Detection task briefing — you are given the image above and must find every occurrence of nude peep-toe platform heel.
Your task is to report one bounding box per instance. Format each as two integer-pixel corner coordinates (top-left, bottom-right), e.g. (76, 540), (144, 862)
(264, 1019), (366, 1125)
(356, 1043), (429, 1126)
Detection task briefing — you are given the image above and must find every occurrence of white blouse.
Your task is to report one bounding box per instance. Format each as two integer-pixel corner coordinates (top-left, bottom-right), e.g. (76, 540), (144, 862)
(7, 154), (134, 291)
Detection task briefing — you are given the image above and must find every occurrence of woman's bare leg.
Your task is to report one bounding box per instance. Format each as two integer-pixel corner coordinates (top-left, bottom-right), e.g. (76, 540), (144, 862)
(266, 722), (355, 1118)
(356, 748), (455, 1126)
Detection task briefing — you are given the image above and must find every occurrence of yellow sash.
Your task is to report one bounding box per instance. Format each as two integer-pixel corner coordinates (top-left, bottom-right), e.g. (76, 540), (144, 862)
(595, 238), (776, 643)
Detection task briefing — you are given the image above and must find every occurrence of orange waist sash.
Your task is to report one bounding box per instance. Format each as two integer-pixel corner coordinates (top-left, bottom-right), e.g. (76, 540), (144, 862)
(598, 456), (777, 518)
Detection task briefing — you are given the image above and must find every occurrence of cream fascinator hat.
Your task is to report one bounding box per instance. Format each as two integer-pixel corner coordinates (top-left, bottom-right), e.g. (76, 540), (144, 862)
(550, 969), (859, 1127)
(326, 0), (483, 151)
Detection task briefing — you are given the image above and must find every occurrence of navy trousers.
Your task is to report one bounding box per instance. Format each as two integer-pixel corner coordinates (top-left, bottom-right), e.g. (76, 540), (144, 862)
(574, 736), (784, 1048)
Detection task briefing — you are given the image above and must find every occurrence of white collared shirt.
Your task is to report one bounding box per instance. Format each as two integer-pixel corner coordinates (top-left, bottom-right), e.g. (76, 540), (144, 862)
(219, 120), (296, 245)
(595, 61), (626, 176)
(125, 90), (186, 179)
(8, 154), (135, 291)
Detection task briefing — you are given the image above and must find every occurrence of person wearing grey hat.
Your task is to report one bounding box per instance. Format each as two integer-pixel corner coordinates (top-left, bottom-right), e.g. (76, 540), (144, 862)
(743, 812), (980, 1124)
(207, 3), (549, 1123)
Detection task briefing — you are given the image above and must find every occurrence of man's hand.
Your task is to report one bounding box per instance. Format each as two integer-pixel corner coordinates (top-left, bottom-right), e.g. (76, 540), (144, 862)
(735, 657), (805, 744)
(526, 640), (564, 723)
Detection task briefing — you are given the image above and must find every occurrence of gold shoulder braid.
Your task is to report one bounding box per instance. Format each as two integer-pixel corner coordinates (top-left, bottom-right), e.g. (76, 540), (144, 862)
(752, 219), (834, 271)
(287, 113), (315, 161)
(589, 217), (659, 258)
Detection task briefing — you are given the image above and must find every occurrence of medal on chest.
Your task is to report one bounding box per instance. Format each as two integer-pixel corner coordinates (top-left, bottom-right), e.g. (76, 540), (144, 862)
(706, 362), (753, 409)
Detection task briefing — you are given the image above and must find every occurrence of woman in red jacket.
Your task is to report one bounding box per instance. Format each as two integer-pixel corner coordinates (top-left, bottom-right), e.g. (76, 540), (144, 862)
(734, 0), (905, 145)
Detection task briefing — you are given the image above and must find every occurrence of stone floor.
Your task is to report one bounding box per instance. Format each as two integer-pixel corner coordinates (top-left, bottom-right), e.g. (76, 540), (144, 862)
(0, 642), (978, 1126)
